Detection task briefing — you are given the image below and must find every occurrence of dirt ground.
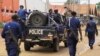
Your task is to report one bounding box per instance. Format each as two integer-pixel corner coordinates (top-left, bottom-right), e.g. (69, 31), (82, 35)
(0, 26), (100, 56)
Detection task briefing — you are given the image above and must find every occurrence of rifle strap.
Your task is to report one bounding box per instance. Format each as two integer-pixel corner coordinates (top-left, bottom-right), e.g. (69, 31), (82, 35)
(68, 18), (71, 27)
(68, 18), (76, 37)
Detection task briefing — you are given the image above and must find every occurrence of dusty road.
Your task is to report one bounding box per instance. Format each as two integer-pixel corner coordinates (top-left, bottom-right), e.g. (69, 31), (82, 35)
(0, 29), (100, 56)
(80, 44), (100, 56)
(0, 38), (69, 56)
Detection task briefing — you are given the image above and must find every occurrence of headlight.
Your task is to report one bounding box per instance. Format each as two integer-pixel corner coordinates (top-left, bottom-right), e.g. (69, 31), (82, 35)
(48, 32), (53, 37)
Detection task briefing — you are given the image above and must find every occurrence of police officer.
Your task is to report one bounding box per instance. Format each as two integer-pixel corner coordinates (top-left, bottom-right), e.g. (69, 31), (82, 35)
(48, 9), (54, 17)
(17, 5), (29, 38)
(66, 11), (82, 56)
(28, 9), (32, 14)
(54, 9), (62, 24)
(47, 9), (54, 25)
(85, 16), (98, 49)
(1, 14), (22, 56)
(18, 5), (29, 21)
(53, 9), (65, 38)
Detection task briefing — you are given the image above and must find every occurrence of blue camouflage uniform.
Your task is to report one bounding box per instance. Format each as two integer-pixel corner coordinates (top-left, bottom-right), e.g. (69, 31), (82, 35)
(53, 13), (62, 24)
(17, 9), (28, 37)
(18, 9), (28, 21)
(1, 21), (22, 56)
(47, 12), (54, 25)
(66, 17), (80, 56)
(53, 13), (64, 38)
(85, 17), (98, 49)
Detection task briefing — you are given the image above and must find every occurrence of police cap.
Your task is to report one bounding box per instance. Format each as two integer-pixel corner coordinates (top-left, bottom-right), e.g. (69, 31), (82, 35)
(54, 9), (58, 13)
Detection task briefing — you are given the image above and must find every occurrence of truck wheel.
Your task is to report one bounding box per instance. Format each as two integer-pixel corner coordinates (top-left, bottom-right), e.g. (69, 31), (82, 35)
(24, 41), (31, 51)
(53, 38), (59, 52)
(28, 10), (47, 26)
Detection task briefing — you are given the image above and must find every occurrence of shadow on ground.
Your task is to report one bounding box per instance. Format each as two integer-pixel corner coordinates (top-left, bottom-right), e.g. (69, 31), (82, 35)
(27, 46), (67, 53)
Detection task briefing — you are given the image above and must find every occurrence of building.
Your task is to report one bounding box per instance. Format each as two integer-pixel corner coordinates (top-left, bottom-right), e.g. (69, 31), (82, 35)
(0, 0), (19, 22)
(0, 0), (50, 22)
(50, 5), (65, 14)
(50, 4), (98, 16)
(66, 4), (96, 15)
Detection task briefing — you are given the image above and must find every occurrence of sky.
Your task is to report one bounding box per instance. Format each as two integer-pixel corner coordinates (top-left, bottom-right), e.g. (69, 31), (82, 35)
(81, 0), (100, 4)
(42, 0), (100, 5)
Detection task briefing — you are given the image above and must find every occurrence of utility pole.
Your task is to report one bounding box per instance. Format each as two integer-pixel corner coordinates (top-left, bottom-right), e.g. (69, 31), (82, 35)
(88, 0), (90, 15)
(46, 0), (49, 12)
(70, 0), (73, 11)
(78, 0), (80, 16)
(24, 0), (27, 10)
(72, 0), (76, 11)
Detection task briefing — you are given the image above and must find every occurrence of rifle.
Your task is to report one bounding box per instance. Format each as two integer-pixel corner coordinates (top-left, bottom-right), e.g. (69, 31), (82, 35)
(48, 16), (59, 27)
(8, 27), (21, 56)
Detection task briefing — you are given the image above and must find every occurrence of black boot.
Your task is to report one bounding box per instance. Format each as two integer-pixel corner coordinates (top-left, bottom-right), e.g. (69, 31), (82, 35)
(90, 45), (93, 50)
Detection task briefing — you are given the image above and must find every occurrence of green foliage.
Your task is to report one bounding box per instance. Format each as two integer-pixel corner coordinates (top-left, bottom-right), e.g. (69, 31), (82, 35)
(96, 2), (100, 10)
(66, 0), (79, 4)
(0, 22), (3, 28)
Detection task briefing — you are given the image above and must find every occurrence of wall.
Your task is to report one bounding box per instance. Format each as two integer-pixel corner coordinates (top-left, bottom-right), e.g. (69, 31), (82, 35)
(50, 4), (97, 15)
(65, 4), (96, 15)
(0, 0), (19, 22)
(50, 5), (65, 14)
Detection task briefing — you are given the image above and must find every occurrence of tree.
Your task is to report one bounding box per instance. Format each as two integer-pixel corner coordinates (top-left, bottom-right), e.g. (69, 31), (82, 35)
(94, 6), (97, 16)
(91, 9), (94, 15)
(89, 8), (91, 14)
(66, 0), (80, 4)
(96, 2), (100, 10)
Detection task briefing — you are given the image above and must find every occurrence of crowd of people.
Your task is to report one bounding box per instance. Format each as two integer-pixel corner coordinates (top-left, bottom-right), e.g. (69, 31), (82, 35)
(1, 5), (99, 56)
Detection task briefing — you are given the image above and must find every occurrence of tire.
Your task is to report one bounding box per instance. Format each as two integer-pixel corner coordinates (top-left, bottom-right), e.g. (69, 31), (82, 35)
(28, 10), (47, 26)
(24, 41), (31, 51)
(53, 38), (59, 52)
